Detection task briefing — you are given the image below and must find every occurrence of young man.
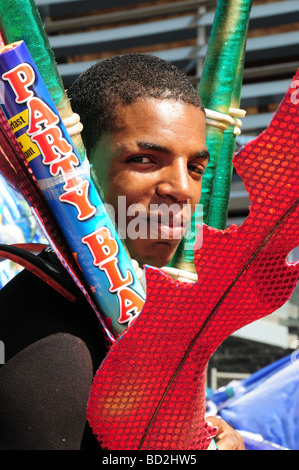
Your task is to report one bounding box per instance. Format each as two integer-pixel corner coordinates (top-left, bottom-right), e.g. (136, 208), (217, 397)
(68, 53), (209, 269)
(0, 53), (244, 450)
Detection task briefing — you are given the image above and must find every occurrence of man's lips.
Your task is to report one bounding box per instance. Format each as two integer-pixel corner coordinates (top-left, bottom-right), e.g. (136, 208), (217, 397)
(147, 212), (191, 226)
(149, 222), (185, 239)
(146, 213), (191, 239)
(124, 207), (193, 240)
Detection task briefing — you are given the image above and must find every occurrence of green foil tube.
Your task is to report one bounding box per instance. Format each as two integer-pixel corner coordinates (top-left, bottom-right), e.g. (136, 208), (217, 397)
(206, 128), (235, 229)
(170, 0), (253, 271)
(207, 37), (248, 229)
(198, 0), (253, 225)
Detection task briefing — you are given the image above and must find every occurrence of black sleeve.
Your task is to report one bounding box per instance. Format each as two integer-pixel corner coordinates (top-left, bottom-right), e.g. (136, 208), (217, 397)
(0, 333), (95, 450)
(0, 250), (108, 449)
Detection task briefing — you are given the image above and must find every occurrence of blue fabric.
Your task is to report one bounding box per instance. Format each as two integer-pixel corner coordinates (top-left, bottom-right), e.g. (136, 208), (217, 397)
(218, 357), (299, 450)
(0, 174), (46, 288)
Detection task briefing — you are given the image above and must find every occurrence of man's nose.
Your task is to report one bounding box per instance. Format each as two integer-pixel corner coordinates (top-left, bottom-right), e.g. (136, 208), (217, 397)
(156, 159), (193, 202)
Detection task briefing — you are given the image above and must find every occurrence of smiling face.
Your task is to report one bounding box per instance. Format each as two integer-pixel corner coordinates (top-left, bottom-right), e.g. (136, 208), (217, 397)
(90, 98), (208, 267)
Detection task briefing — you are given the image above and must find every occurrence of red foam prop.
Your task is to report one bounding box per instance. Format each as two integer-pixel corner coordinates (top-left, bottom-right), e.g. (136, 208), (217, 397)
(87, 71), (299, 450)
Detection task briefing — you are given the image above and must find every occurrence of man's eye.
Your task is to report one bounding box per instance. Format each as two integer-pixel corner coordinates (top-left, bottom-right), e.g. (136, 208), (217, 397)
(188, 164), (204, 175)
(129, 156), (152, 164)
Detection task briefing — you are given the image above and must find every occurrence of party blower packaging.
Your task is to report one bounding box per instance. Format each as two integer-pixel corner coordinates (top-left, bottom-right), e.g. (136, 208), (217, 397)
(0, 40), (145, 337)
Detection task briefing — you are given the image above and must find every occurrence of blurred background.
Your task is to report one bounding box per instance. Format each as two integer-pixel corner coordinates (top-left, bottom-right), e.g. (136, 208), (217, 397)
(1, 0), (299, 387)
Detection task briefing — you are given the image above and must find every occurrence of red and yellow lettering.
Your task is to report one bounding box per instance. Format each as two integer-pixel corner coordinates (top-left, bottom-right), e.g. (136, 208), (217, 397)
(82, 226), (133, 286)
(59, 180), (96, 221)
(82, 226), (118, 266)
(2, 63), (35, 104)
(101, 257), (133, 292)
(117, 287), (144, 324)
(32, 126), (73, 164)
(82, 226), (143, 325)
(27, 97), (59, 135)
(82, 226), (123, 265)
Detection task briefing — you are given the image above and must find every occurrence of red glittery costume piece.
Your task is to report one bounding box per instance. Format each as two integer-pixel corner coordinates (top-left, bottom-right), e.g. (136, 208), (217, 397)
(87, 71), (299, 450)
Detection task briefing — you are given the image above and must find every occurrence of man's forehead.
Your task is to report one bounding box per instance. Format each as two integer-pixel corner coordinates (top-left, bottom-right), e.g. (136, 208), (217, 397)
(114, 139), (209, 162)
(105, 99), (207, 152)
(137, 141), (210, 160)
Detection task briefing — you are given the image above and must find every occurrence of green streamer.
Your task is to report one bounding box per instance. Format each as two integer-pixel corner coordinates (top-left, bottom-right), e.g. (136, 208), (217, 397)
(0, 0), (85, 159)
(206, 128), (235, 229)
(199, 0), (253, 224)
(199, 126), (224, 223)
(0, 0), (252, 271)
(207, 36), (248, 229)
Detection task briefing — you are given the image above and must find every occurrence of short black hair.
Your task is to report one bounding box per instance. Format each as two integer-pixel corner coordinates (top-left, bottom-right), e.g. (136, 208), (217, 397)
(67, 53), (204, 155)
